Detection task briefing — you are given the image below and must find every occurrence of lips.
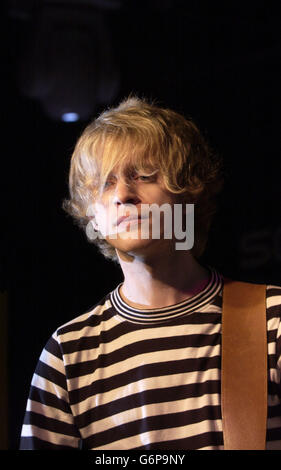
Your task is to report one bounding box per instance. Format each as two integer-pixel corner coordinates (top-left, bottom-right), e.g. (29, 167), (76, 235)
(116, 215), (141, 226)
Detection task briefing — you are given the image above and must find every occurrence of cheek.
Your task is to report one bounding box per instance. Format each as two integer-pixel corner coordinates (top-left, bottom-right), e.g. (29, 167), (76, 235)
(93, 203), (108, 235)
(140, 186), (174, 204)
(94, 203), (118, 236)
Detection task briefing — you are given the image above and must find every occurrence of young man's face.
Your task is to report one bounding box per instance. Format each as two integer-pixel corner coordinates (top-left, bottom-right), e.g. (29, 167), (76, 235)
(91, 162), (183, 258)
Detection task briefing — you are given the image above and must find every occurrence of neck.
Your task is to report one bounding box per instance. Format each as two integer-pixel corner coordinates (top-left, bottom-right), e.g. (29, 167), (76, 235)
(116, 247), (210, 309)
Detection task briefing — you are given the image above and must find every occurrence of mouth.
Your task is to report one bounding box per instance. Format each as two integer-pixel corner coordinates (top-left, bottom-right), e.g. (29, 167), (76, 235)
(116, 215), (139, 226)
(116, 215), (148, 226)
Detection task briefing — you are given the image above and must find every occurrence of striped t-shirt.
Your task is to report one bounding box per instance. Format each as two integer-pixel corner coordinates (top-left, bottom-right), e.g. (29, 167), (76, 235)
(20, 266), (281, 450)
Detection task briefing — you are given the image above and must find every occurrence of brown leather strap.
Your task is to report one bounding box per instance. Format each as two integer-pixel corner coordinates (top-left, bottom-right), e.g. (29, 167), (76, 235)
(221, 278), (267, 450)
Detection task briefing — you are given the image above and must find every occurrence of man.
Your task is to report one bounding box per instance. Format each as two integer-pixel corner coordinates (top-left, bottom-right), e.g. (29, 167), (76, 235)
(20, 97), (281, 450)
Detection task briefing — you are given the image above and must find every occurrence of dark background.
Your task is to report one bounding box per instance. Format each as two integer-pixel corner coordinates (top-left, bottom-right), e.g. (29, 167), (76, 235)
(2, 0), (280, 449)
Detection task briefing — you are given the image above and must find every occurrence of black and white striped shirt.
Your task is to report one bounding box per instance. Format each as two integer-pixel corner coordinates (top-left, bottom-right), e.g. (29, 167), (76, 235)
(20, 266), (281, 450)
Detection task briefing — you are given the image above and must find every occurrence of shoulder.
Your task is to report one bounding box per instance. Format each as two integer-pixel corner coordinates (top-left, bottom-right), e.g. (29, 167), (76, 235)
(265, 284), (281, 338)
(221, 276), (281, 322)
(222, 276), (281, 310)
(265, 284), (281, 325)
(266, 283), (281, 308)
(53, 292), (114, 346)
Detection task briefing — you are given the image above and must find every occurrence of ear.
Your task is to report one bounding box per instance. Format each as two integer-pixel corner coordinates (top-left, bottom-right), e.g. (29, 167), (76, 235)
(91, 216), (99, 231)
(86, 203), (98, 230)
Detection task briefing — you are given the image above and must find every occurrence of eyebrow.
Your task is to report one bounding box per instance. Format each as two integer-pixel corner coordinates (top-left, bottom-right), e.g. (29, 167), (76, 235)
(107, 166), (159, 178)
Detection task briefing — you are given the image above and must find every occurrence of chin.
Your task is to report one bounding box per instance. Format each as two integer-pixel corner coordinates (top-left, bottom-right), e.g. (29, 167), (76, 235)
(107, 234), (153, 253)
(107, 233), (170, 260)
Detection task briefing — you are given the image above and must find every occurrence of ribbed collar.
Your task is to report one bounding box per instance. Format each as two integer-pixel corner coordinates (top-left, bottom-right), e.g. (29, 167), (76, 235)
(110, 265), (223, 324)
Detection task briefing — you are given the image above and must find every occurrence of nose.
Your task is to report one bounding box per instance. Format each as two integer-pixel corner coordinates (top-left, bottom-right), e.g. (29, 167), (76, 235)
(113, 177), (140, 206)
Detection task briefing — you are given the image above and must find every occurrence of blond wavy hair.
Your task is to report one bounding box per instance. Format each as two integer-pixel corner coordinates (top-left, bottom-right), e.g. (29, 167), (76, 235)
(62, 96), (224, 263)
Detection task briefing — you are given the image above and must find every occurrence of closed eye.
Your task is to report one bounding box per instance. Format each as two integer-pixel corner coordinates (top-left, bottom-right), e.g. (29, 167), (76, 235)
(136, 175), (153, 181)
(134, 172), (158, 182)
(103, 170), (158, 190)
(103, 178), (116, 189)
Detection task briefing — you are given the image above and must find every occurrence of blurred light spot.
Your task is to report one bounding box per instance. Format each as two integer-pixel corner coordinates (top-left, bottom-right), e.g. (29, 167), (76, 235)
(61, 112), (80, 122)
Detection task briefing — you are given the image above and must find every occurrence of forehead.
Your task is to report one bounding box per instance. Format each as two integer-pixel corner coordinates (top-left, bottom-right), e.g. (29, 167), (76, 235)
(106, 162), (156, 178)
(98, 134), (159, 176)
